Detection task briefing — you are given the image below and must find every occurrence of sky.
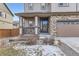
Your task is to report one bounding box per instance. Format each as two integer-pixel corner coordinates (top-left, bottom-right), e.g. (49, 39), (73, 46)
(7, 3), (24, 21)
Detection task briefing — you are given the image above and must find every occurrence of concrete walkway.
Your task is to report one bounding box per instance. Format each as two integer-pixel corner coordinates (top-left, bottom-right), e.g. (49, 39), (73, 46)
(58, 42), (79, 56)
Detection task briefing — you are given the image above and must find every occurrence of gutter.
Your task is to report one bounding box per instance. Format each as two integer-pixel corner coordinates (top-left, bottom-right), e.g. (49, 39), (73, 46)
(4, 3), (14, 16)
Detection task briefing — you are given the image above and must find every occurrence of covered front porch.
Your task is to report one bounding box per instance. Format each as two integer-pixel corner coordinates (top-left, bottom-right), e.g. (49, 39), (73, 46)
(16, 13), (55, 36)
(21, 17), (50, 35)
(15, 12), (59, 39)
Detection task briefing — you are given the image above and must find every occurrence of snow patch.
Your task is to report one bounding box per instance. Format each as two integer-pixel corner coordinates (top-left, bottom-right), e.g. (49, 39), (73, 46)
(14, 45), (65, 56)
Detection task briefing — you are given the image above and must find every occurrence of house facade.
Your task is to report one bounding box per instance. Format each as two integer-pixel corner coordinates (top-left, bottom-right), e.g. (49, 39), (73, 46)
(0, 3), (14, 29)
(16, 3), (79, 37)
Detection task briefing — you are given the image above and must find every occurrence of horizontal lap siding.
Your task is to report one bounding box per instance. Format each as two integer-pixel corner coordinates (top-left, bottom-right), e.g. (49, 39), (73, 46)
(56, 24), (79, 37)
(0, 29), (19, 38)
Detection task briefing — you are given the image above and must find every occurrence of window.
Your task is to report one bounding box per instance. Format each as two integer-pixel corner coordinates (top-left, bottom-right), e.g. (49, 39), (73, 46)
(41, 3), (46, 10)
(57, 20), (79, 25)
(71, 22), (74, 24)
(58, 3), (69, 7)
(0, 12), (6, 18)
(76, 22), (79, 24)
(28, 3), (33, 10)
(0, 12), (2, 17)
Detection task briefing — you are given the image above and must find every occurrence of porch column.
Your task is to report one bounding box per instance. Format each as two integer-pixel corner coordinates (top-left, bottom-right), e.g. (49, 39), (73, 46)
(35, 16), (38, 34)
(19, 17), (23, 35)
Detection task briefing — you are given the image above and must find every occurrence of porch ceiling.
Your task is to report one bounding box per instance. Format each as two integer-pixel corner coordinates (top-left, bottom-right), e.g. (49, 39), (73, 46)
(15, 12), (79, 17)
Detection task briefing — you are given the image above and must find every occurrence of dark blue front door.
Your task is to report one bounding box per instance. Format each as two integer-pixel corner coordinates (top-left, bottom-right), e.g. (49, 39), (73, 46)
(40, 18), (48, 33)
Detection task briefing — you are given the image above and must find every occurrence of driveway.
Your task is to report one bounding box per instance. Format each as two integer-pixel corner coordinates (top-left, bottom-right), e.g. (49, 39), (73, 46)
(57, 37), (79, 54)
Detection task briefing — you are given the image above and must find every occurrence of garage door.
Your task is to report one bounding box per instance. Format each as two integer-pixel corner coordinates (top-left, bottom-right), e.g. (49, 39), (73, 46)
(56, 20), (79, 37)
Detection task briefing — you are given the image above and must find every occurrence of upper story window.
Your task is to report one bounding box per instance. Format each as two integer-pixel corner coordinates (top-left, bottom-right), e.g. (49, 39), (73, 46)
(41, 3), (46, 10)
(28, 3), (33, 10)
(0, 12), (6, 18)
(58, 3), (69, 7)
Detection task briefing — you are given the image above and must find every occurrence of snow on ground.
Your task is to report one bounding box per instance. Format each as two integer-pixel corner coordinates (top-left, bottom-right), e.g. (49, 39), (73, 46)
(14, 45), (65, 56)
(57, 37), (79, 53)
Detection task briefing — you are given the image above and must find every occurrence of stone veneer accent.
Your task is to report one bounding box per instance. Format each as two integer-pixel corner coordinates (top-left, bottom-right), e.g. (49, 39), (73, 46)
(49, 16), (57, 37)
(49, 15), (79, 37)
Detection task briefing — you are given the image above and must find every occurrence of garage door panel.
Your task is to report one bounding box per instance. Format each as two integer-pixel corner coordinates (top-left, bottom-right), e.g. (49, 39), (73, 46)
(57, 21), (79, 37)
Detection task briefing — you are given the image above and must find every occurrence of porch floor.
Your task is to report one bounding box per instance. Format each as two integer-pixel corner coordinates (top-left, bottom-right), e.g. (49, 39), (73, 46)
(22, 33), (52, 39)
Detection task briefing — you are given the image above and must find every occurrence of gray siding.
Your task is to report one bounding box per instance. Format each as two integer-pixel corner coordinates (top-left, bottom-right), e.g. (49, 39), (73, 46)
(24, 3), (51, 12)
(51, 3), (77, 12)
(24, 3), (79, 12)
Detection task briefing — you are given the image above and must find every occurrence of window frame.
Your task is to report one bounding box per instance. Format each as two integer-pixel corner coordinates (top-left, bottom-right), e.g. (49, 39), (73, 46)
(28, 3), (33, 10)
(41, 3), (46, 10)
(0, 12), (6, 18)
(58, 3), (69, 7)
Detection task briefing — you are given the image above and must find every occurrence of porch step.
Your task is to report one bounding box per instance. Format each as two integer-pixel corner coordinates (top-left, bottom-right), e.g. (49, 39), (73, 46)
(39, 35), (52, 39)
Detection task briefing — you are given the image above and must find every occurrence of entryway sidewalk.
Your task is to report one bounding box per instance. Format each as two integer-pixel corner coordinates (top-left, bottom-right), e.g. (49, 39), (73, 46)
(57, 37), (79, 54)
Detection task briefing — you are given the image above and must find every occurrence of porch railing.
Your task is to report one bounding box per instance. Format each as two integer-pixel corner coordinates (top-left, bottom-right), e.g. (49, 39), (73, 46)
(22, 26), (40, 34)
(23, 27), (35, 34)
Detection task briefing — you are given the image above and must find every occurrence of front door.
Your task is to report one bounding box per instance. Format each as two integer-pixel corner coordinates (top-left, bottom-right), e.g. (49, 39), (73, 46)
(40, 18), (49, 33)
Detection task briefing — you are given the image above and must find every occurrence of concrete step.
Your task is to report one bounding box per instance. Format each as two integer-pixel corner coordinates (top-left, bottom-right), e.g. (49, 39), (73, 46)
(39, 35), (52, 39)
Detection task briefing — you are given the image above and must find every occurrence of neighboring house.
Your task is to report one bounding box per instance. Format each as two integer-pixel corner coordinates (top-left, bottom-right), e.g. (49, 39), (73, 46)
(0, 3), (19, 38)
(16, 3), (79, 37)
(0, 3), (14, 29)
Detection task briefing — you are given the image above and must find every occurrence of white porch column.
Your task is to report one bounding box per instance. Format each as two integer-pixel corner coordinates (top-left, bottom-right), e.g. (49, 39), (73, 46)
(19, 17), (23, 35)
(35, 16), (38, 34)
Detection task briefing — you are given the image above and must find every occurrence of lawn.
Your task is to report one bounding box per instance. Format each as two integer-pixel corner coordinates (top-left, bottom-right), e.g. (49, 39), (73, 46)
(0, 47), (25, 56)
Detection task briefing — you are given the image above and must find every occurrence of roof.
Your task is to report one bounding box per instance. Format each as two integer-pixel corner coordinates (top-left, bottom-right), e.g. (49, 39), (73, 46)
(4, 3), (14, 16)
(15, 12), (79, 17)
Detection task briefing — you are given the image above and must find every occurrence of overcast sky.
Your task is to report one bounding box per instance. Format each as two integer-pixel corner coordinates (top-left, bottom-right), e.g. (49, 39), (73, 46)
(7, 3), (24, 21)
